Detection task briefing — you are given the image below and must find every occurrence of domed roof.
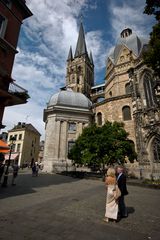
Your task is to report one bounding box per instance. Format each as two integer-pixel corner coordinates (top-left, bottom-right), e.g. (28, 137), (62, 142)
(48, 88), (92, 109)
(109, 28), (148, 63)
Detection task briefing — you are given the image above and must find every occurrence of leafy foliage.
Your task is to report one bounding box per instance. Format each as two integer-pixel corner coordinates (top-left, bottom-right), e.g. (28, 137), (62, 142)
(68, 122), (137, 169)
(143, 0), (160, 77)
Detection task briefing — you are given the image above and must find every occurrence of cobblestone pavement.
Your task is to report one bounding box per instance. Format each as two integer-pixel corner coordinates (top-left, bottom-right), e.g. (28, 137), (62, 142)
(0, 170), (160, 240)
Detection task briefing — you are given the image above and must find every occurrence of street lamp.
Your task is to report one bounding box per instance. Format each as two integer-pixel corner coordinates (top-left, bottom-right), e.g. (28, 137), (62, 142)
(2, 136), (16, 187)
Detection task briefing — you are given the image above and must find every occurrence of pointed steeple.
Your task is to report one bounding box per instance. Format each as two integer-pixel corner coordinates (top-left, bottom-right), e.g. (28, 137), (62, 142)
(89, 51), (94, 65)
(67, 46), (73, 61)
(74, 23), (88, 58)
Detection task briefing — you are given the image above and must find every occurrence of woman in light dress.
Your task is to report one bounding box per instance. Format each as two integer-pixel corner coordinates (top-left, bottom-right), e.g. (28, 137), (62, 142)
(104, 167), (118, 222)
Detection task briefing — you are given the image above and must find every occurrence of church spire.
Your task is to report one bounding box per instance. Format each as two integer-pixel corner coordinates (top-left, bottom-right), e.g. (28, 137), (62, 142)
(74, 22), (88, 58)
(67, 46), (73, 61)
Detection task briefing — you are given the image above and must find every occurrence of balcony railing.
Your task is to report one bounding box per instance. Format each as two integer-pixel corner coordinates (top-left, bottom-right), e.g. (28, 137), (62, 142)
(8, 81), (30, 100)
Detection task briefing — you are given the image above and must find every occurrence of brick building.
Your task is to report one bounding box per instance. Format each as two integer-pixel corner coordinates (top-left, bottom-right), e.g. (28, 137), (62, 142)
(0, 0), (32, 130)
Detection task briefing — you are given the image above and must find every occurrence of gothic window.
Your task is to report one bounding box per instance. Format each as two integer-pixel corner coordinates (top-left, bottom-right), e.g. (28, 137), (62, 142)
(68, 122), (76, 132)
(152, 138), (160, 163)
(143, 73), (155, 107)
(97, 112), (102, 126)
(122, 106), (131, 121)
(77, 77), (79, 84)
(125, 83), (131, 94)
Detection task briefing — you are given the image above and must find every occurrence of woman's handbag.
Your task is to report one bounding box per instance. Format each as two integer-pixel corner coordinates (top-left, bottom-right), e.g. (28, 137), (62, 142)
(113, 184), (121, 200)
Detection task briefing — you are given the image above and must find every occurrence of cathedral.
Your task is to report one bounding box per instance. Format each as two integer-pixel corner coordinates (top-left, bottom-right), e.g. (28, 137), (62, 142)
(43, 23), (160, 179)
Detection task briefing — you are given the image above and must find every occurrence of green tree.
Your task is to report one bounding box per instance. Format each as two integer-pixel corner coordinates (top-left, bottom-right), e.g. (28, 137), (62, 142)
(143, 0), (160, 77)
(68, 122), (137, 170)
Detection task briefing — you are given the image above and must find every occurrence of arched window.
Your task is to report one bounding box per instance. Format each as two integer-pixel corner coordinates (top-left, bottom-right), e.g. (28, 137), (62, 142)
(152, 138), (160, 163)
(122, 106), (131, 121)
(125, 83), (131, 94)
(143, 73), (155, 107)
(97, 112), (102, 126)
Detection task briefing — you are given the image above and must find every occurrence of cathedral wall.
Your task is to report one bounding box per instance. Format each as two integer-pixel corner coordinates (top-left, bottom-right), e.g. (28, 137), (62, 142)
(105, 73), (129, 98)
(95, 97), (136, 143)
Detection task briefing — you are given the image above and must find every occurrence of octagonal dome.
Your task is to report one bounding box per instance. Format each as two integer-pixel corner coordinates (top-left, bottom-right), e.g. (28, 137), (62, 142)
(48, 88), (92, 109)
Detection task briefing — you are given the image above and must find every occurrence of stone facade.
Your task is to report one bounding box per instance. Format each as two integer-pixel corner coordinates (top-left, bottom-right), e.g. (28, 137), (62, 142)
(44, 26), (160, 179)
(43, 91), (92, 173)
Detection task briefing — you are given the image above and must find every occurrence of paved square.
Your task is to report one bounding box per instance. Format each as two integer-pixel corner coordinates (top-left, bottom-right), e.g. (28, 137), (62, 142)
(0, 171), (160, 240)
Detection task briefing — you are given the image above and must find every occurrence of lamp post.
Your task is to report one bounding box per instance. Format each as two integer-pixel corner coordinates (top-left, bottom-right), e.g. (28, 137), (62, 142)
(2, 136), (16, 187)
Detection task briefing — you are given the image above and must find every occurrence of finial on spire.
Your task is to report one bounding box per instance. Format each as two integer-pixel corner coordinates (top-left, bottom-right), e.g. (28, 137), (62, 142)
(80, 14), (83, 23)
(67, 46), (73, 61)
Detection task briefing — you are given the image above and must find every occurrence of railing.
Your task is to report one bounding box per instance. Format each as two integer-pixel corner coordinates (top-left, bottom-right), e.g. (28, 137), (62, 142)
(8, 82), (30, 100)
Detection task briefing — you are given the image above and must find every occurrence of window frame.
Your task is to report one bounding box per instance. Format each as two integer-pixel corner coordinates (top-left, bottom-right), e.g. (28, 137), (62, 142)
(122, 106), (132, 121)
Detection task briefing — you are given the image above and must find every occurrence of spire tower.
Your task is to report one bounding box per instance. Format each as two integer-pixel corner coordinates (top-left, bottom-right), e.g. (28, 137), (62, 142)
(66, 22), (94, 97)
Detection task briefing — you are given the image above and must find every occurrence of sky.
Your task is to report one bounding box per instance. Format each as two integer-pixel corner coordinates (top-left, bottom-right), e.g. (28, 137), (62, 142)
(3, 0), (155, 140)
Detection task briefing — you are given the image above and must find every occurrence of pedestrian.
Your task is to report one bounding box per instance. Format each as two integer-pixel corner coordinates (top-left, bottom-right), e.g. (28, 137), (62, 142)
(35, 162), (39, 176)
(0, 159), (5, 184)
(103, 167), (119, 222)
(32, 163), (36, 176)
(116, 165), (128, 218)
(11, 161), (19, 186)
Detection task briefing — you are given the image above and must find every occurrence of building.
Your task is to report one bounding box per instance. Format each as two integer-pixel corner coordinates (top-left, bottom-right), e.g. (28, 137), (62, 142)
(7, 122), (41, 167)
(43, 89), (92, 172)
(43, 24), (160, 178)
(0, 0), (32, 130)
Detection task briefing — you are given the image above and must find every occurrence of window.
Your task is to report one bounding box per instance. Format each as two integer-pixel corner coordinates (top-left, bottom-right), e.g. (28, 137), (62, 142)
(125, 83), (131, 94)
(97, 112), (102, 126)
(152, 138), (160, 163)
(0, 14), (7, 38)
(17, 144), (21, 152)
(68, 141), (75, 154)
(143, 73), (155, 108)
(109, 91), (112, 97)
(14, 134), (17, 140)
(19, 134), (22, 140)
(68, 123), (76, 132)
(9, 135), (13, 140)
(122, 106), (131, 121)
(12, 144), (16, 152)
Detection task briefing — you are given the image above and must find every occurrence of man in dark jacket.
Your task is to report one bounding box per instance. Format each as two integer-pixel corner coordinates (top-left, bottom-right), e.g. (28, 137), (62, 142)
(116, 166), (128, 218)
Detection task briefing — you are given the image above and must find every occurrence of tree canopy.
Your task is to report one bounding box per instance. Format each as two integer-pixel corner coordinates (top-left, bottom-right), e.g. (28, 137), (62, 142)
(143, 0), (160, 77)
(68, 122), (137, 169)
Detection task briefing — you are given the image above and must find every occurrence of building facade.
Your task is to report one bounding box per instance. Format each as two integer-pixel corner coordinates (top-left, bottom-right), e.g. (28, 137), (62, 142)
(43, 89), (92, 173)
(43, 24), (160, 178)
(7, 122), (41, 167)
(0, 0), (32, 130)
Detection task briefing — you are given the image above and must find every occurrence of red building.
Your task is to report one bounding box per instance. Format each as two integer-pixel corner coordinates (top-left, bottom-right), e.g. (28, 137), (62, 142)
(0, 0), (32, 130)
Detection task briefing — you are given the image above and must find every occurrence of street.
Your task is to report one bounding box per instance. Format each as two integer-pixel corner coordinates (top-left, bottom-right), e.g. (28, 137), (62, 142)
(0, 170), (160, 240)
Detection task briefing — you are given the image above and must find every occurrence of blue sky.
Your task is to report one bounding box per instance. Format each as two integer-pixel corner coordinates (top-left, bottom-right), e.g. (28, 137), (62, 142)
(3, 0), (155, 139)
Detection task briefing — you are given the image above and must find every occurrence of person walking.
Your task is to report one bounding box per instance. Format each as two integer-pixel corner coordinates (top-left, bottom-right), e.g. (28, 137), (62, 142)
(104, 167), (119, 222)
(116, 166), (128, 218)
(11, 161), (19, 186)
(0, 160), (5, 184)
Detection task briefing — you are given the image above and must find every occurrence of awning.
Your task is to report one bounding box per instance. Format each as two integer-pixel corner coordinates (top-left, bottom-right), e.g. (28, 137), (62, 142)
(5, 153), (19, 161)
(0, 140), (10, 153)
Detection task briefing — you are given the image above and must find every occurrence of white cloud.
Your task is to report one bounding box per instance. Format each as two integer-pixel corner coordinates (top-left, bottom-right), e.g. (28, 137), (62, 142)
(3, 0), (105, 139)
(3, 0), (154, 139)
(109, 0), (154, 40)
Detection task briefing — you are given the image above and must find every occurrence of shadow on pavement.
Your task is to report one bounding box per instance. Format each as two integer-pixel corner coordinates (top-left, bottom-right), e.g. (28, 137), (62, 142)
(0, 172), (80, 199)
(127, 206), (135, 215)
